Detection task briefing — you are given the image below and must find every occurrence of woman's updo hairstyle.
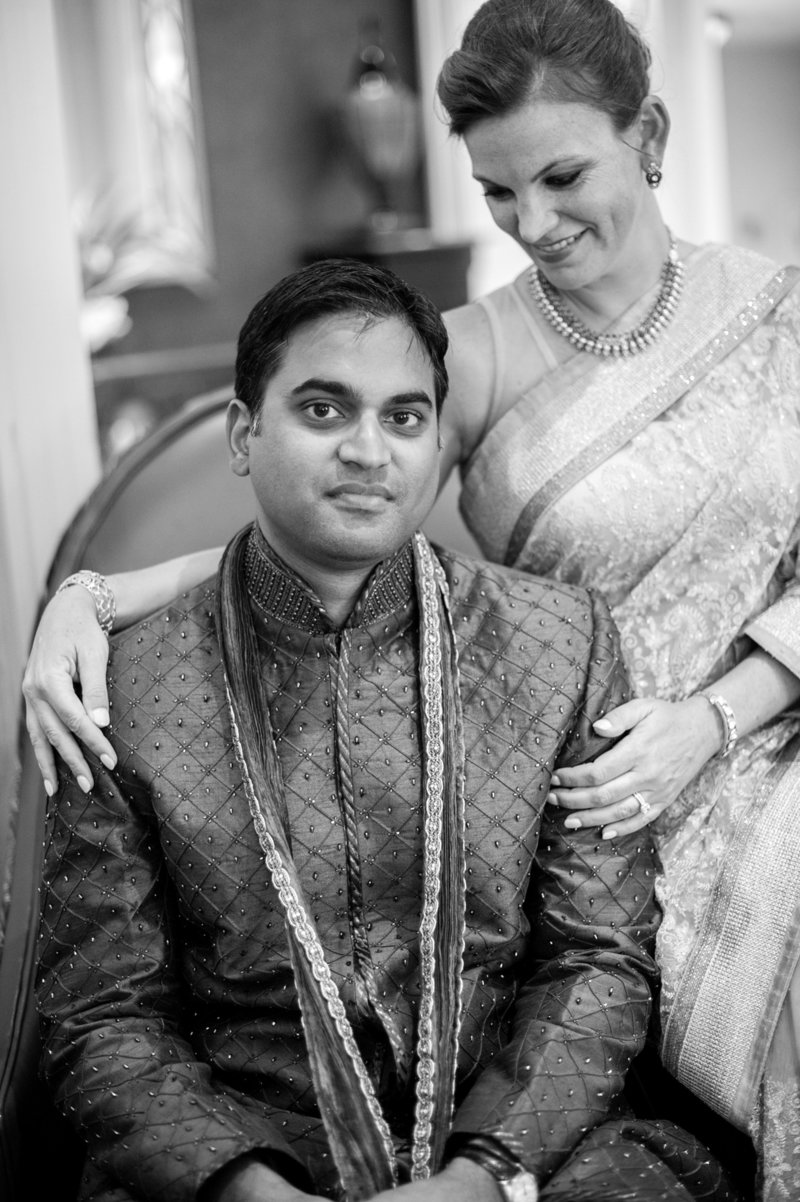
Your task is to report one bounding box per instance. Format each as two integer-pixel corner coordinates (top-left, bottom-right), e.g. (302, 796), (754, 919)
(437, 0), (652, 136)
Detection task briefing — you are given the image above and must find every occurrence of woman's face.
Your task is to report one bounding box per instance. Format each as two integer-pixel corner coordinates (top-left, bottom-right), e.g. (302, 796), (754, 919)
(464, 94), (660, 293)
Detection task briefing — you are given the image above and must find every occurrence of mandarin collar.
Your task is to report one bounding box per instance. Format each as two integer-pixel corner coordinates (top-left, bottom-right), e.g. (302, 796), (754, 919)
(244, 524), (415, 634)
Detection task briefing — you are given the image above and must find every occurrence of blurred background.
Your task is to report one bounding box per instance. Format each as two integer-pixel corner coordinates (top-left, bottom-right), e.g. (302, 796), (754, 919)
(1, 0), (799, 901)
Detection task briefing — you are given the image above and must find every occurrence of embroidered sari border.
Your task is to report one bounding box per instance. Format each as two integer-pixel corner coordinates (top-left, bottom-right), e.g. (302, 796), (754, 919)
(506, 262), (799, 566)
(661, 749), (800, 1129)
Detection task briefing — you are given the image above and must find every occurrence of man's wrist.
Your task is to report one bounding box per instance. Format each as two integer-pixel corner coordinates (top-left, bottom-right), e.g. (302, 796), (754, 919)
(199, 1153), (307, 1202)
(447, 1137), (539, 1202)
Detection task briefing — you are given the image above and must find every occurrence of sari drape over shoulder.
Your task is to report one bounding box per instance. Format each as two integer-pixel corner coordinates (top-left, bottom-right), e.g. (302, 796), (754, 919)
(459, 244), (800, 1197)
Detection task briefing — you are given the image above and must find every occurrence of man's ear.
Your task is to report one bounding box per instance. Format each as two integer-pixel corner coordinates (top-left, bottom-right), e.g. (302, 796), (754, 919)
(637, 95), (670, 163)
(227, 399), (252, 478)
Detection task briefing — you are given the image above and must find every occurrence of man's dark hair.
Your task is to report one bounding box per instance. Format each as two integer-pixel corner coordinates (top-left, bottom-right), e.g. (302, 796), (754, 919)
(235, 258), (449, 423)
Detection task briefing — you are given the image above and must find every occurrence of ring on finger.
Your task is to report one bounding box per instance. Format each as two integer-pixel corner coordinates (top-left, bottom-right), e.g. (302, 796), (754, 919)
(632, 790), (652, 816)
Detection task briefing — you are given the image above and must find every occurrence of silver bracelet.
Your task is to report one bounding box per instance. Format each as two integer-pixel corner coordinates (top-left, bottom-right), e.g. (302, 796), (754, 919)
(55, 570), (116, 636)
(700, 691), (738, 758)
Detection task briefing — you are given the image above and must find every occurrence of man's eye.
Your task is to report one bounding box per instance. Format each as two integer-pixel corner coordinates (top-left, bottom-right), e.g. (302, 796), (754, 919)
(307, 402), (336, 419)
(390, 411), (422, 429)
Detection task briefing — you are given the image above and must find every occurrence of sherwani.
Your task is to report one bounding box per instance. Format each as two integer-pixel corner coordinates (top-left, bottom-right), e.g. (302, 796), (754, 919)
(36, 528), (734, 1202)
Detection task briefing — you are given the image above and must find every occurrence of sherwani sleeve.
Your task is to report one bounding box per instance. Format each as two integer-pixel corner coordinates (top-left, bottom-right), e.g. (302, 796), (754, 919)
(448, 590), (660, 1184)
(36, 757), (307, 1202)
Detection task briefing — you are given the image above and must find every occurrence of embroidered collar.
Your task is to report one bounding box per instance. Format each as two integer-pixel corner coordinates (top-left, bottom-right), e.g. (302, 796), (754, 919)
(244, 523), (415, 633)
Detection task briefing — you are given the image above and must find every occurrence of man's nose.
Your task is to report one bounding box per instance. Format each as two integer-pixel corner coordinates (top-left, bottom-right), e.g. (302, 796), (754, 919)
(338, 416), (391, 468)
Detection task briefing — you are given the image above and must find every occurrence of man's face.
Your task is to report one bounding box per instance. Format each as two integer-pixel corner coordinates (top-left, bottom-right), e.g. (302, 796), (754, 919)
(228, 312), (441, 579)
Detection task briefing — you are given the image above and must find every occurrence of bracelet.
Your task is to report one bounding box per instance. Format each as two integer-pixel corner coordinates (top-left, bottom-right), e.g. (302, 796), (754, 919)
(699, 691), (738, 758)
(56, 570), (116, 636)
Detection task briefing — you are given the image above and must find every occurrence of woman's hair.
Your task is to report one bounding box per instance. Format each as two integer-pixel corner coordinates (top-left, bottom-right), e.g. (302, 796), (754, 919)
(437, 0), (652, 136)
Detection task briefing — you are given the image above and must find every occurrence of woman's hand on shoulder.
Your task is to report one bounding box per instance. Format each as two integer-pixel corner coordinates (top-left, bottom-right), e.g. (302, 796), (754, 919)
(22, 585), (115, 795)
(549, 695), (723, 838)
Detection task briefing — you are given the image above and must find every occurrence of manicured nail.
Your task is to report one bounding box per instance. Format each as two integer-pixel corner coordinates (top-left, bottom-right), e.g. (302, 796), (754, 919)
(44, 779), (55, 797)
(602, 828), (618, 841)
(550, 774), (561, 787)
(564, 817), (581, 830)
(100, 753), (117, 770)
(594, 718), (612, 732)
(91, 708), (110, 727)
(77, 775), (92, 794)
(546, 792), (558, 805)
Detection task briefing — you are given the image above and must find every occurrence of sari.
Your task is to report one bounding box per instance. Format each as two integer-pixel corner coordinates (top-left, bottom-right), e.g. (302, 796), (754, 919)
(458, 243), (800, 1199)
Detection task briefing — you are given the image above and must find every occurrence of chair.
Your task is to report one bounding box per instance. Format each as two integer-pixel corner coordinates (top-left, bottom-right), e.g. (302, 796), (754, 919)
(0, 386), (253, 1201)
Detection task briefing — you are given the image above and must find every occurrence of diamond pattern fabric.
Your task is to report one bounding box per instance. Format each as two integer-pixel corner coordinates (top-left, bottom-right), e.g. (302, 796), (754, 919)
(36, 531), (737, 1200)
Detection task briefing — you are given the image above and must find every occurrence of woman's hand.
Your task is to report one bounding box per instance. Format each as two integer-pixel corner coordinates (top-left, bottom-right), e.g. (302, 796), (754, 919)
(22, 585), (115, 795)
(549, 695), (723, 838)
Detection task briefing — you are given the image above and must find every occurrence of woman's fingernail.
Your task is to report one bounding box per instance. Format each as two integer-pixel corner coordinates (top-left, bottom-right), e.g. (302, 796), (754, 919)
(77, 775), (92, 794)
(100, 754), (116, 770)
(91, 708), (110, 727)
(603, 828), (618, 840)
(550, 775), (561, 787)
(564, 817), (581, 829)
(44, 779), (55, 797)
(546, 792), (558, 805)
(594, 718), (612, 731)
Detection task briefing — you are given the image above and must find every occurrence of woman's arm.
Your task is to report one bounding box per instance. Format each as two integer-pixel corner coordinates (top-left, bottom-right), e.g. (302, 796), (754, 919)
(439, 300), (499, 479)
(23, 547), (223, 793)
(549, 648), (800, 837)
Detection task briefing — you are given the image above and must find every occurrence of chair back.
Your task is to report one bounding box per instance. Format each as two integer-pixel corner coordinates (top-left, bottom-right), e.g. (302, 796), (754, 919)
(0, 387), (252, 1201)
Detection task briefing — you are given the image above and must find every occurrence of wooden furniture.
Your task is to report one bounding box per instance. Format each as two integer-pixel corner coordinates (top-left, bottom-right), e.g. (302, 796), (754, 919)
(302, 227), (472, 312)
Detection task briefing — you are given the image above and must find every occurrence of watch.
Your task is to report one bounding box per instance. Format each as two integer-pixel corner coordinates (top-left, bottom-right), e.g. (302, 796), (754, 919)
(452, 1138), (539, 1202)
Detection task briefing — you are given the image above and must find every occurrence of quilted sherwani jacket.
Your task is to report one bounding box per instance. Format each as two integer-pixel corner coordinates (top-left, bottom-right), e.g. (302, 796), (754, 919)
(37, 528), (713, 1202)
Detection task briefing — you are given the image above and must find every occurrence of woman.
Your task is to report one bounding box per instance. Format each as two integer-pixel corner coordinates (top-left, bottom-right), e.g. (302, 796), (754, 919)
(23, 0), (800, 1196)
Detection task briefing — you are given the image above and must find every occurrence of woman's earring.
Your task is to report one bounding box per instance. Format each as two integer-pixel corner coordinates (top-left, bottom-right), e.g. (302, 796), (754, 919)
(645, 160), (663, 189)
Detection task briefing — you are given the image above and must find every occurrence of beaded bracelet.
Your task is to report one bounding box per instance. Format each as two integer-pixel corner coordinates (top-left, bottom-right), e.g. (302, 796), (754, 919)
(56, 570), (116, 636)
(700, 691), (738, 758)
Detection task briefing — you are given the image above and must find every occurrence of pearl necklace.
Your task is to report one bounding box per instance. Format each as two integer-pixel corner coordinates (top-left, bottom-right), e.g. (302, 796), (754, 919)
(528, 232), (684, 357)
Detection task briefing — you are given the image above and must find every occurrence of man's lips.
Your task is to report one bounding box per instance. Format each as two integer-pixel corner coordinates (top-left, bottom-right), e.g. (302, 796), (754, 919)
(328, 483), (393, 499)
(327, 483), (394, 509)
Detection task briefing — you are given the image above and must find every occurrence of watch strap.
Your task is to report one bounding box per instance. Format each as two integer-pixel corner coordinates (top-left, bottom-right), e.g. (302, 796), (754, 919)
(450, 1137), (538, 1202)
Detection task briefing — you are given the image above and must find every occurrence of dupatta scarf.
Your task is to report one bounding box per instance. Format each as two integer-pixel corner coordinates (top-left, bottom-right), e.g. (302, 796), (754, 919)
(215, 526), (466, 1199)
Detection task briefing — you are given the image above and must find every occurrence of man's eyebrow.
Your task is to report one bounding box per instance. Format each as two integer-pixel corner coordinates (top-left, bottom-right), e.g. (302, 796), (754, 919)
(388, 391), (434, 409)
(290, 379), (433, 408)
(291, 377), (353, 397)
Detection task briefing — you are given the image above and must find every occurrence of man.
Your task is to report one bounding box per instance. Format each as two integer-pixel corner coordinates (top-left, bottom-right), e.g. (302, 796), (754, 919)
(36, 260), (734, 1202)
